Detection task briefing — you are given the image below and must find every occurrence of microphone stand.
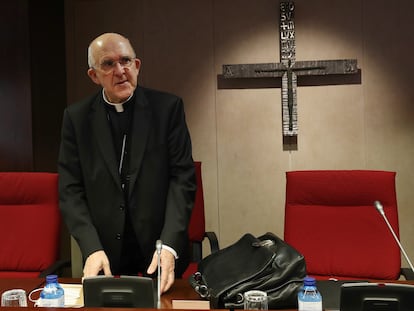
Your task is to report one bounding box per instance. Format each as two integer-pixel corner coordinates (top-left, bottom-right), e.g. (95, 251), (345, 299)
(374, 201), (414, 273)
(156, 240), (162, 308)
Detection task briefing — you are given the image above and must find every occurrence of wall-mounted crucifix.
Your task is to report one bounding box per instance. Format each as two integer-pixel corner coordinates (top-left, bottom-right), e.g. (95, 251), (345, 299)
(220, 1), (360, 150)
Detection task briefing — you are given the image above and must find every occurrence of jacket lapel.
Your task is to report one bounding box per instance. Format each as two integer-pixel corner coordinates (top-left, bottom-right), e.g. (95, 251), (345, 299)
(127, 87), (152, 198)
(90, 95), (122, 190)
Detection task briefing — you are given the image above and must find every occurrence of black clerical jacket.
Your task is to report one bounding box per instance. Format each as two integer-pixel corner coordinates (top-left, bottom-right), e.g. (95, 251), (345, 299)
(58, 86), (196, 275)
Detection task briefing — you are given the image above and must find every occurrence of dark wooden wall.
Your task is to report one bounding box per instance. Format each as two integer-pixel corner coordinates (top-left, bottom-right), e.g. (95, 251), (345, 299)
(0, 1), (32, 171)
(0, 0), (66, 172)
(29, 0), (67, 172)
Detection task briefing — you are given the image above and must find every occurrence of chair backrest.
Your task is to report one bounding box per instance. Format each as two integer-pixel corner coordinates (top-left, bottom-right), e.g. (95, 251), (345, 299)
(284, 170), (401, 280)
(181, 162), (205, 279)
(0, 172), (61, 277)
(188, 161), (205, 246)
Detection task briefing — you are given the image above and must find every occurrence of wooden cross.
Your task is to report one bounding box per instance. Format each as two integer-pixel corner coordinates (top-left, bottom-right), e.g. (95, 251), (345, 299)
(222, 1), (359, 147)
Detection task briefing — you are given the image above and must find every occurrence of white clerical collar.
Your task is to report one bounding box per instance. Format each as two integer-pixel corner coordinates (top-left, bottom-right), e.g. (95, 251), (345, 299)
(102, 89), (133, 112)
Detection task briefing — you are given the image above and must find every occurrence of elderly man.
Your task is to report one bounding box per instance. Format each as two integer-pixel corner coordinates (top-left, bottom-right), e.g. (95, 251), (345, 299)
(58, 32), (196, 293)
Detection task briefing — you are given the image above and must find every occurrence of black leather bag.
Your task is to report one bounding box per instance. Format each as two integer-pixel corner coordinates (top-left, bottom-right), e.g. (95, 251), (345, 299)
(189, 232), (306, 309)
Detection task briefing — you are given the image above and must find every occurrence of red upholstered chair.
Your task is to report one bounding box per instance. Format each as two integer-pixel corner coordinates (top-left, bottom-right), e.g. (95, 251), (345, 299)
(181, 161), (219, 279)
(0, 172), (68, 278)
(284, 170), (411, 280)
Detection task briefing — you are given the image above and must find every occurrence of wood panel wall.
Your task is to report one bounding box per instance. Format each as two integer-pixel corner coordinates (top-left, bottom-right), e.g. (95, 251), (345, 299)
(0, 0), (66, 172)
(0, 1), (32, 171)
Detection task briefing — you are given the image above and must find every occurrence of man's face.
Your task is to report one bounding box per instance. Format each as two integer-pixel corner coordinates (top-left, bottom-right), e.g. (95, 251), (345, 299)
(88, 36), (141, 103)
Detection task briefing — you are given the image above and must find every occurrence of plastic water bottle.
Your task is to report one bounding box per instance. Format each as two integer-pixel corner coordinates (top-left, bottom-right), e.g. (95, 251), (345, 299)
(297, 276), (322, 311)
(39, 275), (65, 307)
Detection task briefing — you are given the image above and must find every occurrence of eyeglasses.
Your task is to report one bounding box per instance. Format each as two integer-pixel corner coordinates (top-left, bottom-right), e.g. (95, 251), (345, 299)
(96, 56), (135, 73)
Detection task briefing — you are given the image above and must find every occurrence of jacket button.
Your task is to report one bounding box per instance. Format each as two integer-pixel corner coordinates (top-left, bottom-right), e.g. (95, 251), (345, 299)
(116, 233), (122, 240)
(120, 204), (125, 211)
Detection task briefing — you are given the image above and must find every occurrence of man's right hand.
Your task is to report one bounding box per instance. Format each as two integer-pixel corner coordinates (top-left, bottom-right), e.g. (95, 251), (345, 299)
(83, 250), (112, 278)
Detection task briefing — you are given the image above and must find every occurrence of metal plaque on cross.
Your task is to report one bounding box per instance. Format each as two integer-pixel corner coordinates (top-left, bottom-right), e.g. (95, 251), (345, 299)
(222, 1), (359, 144)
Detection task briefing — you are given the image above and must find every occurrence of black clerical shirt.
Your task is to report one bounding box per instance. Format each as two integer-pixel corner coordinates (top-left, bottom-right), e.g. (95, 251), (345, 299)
(104, 96), (146, 275)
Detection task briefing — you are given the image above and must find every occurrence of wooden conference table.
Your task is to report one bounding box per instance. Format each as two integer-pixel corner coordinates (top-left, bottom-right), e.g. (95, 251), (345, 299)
(0, 278), (239, 311)
(1, 277), (413, 311)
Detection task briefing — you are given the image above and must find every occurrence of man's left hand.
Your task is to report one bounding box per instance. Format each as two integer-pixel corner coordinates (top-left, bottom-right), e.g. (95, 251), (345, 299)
(147, 248), (175, 293)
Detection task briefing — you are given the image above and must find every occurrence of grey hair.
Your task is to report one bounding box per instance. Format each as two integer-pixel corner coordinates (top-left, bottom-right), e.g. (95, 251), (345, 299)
(87, 44), (95, 69)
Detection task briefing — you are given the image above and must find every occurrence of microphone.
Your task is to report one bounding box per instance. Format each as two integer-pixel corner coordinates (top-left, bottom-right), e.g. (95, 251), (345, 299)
(156, 239), (162, 255)
(373, 201), (414, 273)
(156, 240), (163, 308)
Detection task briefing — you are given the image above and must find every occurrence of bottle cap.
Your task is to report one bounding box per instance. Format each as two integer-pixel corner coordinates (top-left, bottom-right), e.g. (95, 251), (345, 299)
(303, 276), (316, 286)
(46, 275), (58, 283)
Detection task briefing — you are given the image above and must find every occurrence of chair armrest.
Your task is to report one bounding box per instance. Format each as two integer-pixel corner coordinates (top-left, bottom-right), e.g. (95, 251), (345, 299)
(39, 259), (71, 278)
(205, 231), (219, 253)
(401, 267), (414, 280)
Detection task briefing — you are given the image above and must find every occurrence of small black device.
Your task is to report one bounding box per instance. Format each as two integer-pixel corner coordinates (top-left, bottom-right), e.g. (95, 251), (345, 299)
(340, 282), (414, 311)
(83, 275), (156, 308)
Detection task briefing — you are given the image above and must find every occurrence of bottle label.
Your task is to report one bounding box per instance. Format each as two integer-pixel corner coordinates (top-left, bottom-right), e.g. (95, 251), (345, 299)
(37, 297), (65, 307)
(298, 300), (322, 311)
